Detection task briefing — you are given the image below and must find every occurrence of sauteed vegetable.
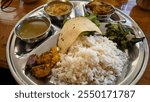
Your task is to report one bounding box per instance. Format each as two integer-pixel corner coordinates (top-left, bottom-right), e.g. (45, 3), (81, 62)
(105, 22), (145, 51)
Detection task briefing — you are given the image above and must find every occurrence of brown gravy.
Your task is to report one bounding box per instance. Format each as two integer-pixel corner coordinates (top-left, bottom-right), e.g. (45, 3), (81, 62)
(45, 1), (72, 16)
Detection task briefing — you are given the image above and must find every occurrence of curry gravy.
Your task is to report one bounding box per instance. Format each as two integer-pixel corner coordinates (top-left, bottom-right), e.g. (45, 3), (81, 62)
(18, 19), (49, 39)
(45, 1), (72, 16)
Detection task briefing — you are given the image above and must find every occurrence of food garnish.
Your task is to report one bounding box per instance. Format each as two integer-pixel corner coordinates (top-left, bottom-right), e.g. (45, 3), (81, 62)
(84, 13), (100, 27)
(105, 22), (145, 51)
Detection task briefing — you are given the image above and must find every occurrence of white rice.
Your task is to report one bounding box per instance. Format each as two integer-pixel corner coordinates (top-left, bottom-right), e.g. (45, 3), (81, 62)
(50, 35), (128, 85)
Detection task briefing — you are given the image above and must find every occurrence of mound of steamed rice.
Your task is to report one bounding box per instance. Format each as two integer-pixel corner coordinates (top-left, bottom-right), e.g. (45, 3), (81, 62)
(50, 35), (128, 85)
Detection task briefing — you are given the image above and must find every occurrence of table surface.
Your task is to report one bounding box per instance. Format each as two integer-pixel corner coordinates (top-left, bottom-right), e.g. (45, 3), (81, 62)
(0, 0), (150, 84)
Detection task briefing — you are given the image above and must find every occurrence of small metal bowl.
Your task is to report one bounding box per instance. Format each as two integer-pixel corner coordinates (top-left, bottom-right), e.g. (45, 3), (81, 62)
(44, 0), (73, 21)
(15, 16), (51, 43)
(85, 1), (115, 21)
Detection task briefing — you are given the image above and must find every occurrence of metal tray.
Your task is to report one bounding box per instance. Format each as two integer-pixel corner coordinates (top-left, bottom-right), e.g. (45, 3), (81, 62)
(6, 0), (149, 85)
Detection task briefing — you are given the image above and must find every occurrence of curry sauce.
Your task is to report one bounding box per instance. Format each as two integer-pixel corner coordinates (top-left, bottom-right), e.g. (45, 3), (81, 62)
(18, 19), (49, 39)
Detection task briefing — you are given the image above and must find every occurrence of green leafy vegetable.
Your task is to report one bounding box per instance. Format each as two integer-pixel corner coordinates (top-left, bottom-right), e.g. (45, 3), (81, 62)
(63, 18), (69, 25)
(84, 13), (100, 27)
(82, 31), (95, 36)
(105, 22), (145, 51)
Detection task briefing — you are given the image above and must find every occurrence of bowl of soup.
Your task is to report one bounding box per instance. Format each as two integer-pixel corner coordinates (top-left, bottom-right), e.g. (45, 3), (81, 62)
(15, 16), (51, 43)
(44, 0), (73, 21)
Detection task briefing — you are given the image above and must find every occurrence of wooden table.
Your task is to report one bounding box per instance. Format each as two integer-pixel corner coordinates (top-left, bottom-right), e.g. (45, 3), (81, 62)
(0, 0), (150, 84)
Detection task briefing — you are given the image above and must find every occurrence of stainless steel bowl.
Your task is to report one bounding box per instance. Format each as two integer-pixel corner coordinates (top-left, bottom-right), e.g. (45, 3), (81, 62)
(44, 0), (73, 21)
(85, 1), (115, 21)
(15, 16), (51, 43)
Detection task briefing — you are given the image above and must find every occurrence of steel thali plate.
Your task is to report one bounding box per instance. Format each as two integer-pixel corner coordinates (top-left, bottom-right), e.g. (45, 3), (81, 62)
(6, 0), (149, 85)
